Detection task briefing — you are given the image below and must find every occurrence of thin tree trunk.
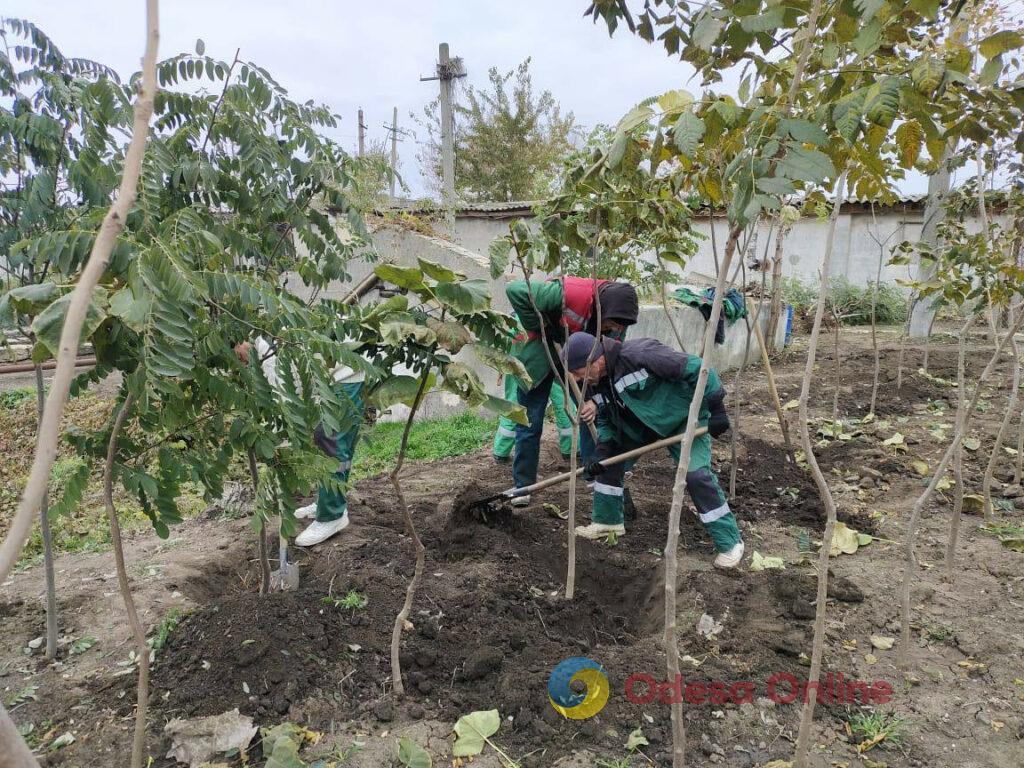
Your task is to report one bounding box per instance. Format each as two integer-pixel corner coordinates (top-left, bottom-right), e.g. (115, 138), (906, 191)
(765, 227), (789, 355)
(34, 365), (58, 661)
(247, 449), (271, 595)
(982, 321), (1021, 520)
(793, 170), (848, 768)
(922, 311), (937, 373)
(664, 225), (740, 768)
(896, 296), (914, 392)
(944, 315), (976, 578)
(831, 315), (841, 422)
(868, 203), (886, 415)
(390, 371), (432, 696)
(899, 308), (1024, 667)
(1014, 405), (1024, 485)
(0, 703), (40, 768)
(0, 0), (159, 585)
(104, 393), (149, 768)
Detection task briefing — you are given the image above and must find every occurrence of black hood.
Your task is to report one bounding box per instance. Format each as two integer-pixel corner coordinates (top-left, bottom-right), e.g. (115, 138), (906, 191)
(598, 282), (639, 326)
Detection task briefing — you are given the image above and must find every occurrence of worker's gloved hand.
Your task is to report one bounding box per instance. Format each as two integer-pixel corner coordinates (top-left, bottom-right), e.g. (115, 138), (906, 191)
(583, 461), (605, 480)
(708, 409), (731, 438)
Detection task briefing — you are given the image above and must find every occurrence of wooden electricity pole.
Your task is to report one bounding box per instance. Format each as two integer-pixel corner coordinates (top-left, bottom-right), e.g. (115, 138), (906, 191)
(421, 42), (465, 206)
(357, 107), (366, 157)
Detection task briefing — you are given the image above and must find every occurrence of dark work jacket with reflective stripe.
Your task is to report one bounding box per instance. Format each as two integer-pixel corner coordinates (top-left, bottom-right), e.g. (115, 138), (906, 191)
(590, 337), (724, 459)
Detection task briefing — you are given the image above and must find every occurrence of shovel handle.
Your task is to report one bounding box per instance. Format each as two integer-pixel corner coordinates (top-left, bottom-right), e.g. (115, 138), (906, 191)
(508, 426), (709, 498)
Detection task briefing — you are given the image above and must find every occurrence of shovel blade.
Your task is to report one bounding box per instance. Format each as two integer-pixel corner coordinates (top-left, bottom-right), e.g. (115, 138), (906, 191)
(270, 563), (300, 592)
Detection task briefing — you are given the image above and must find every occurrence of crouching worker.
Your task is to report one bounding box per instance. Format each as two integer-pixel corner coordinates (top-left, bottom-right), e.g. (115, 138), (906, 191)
(562, 332), (745, 569)
(234, 338), (365, 548)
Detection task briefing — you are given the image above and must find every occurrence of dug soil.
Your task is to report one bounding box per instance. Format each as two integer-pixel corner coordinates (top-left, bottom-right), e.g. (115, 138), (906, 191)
(3, 325), (1024, 767)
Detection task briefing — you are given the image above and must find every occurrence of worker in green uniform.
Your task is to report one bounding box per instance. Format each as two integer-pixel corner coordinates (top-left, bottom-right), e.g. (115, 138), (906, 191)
(505, 276), (639, 506)
(493, 373), (576, 462)
(561, 331), (745, 569)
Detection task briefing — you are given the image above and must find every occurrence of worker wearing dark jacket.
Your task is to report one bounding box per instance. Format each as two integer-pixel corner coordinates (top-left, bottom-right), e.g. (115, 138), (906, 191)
(505, 276), (639, 506)
(562, 331), (744, 569)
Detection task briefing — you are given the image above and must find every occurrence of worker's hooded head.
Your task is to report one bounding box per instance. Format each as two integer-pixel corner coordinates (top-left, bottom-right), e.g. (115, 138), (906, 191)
(598, 282), (639, 326)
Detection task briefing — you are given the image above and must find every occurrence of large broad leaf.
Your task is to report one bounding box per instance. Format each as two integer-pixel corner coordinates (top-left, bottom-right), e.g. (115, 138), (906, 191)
(894, 120), (923, 169)
(441, 362), (487, 405)
(434, 279), (490, 314)
(375, 263), (426, 291)
(369, 374), (435, 409)
(691, 12), (724, 50)
(739, 7), (785, 33)
(474, 344), (532, 389)
(979, 55), (1004, 87)
(5, 282), (61, 316)
(31, 289), (108, 360)
(418, 257), (464, 283)
(381, 322), (438, 347)
(482, 395), (529, 427)
(979, 30), (1024, 59)
(397, 737), (432, 768)
(673, 111), (705, 159)
(488, 237), (511, 280)
(427, 319), (473, 353)
(607, 131), (629, 169)
(778, 119), (828, 146)
(616, 104), (653, 133)
(779, 146), (835, 183)
(108, 285), (153, 333)
(754, 176), (796, 196)
(657, 89), (694, 115)
(452, 709), (500, 758)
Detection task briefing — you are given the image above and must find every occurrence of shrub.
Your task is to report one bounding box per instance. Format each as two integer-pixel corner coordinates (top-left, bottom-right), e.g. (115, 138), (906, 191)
(782, 277), (908, 327)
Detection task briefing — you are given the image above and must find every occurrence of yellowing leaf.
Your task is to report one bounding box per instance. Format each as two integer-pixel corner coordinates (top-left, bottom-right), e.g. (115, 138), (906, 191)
(750, 551), (786, 571)
(963, 437), (981, 451)
(829, 521), (862, 556)
(625, 727), (649, 751)
(870, 635), (895, 650)
(936, 476), (954, 491)
(911, 460), (929, 476)
(962, 494), (984, 514)
(864, 653), (878, 665)
(895, 119), (924, 168)
(883, 432), (905, 446)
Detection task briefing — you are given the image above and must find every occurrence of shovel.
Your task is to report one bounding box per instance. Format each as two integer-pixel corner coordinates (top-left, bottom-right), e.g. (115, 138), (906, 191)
(270, 524), (300, 592)
(465, 426), (709, 514)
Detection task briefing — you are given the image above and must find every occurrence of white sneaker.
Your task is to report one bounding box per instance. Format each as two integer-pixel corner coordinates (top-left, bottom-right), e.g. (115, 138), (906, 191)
(713, 540), (745, 569)
(295, 502), (317, 520)
(295, 514), (349, 547)
(575, 522), (625, 540)
(510, 494), (531, 508)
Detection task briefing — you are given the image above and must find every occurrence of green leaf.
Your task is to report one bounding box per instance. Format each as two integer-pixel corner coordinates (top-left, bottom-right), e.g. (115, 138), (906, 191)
(418, 257), (464, 283)
(452, 709), (500, 757)
(739, 7), (785, 33)
(656, 89), (694, 115)
(625, 727), (649, 751)
(31, 289), (108, 360)
(108, 286), (153, 333)
(853, 18), (883, 56)
(607, 131), (629, 169)
(474, 344), (532, 389)
(381, 322), (437, 347)
(48, 460), (90, 520)
(369, 374), (434, 409)
(397, 737), (432, 768)
(755, 176), (796, 196)
(375, 264), (426, 291)
(778, 119), (828, 146)
(979, 30), (1024, 59)
(616, 104), (653, 133)
(691, 12), (724, 51)
(481, 395), (529, 427)
(195, 39), (206, 55)
(5, 283), (61, 316)
(673, 112), (705, 159)
(434, 279), (490, 314)
(854, 0), (885, 19)
(488, 237), (511, 280)
(779, 146), (835, 183)
(979, 55), (1003, 87)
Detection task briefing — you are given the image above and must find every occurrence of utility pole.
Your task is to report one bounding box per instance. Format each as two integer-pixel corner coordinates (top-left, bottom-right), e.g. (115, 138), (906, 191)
(357, 107), (366, 157)
(421, 42), (466, 206)
(387, 106), (399, 200)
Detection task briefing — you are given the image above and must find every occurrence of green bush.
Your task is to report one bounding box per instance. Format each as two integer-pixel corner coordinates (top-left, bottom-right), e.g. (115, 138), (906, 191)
(0, 388), (35, 409)
(782, 277), (908, 326)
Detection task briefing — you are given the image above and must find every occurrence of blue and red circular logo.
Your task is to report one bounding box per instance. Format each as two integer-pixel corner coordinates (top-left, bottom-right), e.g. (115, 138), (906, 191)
(547, 657), (609, 719)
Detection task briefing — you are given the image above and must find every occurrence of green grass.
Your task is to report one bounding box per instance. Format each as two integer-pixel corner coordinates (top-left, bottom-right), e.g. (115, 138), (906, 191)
(0, 387), (35, 409)
(849, 710), (904, 750)
(350, 411), (496, 481)
(783, 277), (909, 326)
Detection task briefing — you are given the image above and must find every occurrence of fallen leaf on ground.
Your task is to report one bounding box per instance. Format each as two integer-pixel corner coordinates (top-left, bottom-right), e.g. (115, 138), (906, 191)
(963, 436), (981, 451)
(750, 551), (786, 571)
(452, 709), (500, 757)
(829, 522), (863, 556)
(783, 399), (799, 410)
(962, 494), (985, 515)
(882, 432), (905, 446)
(864, 653), (878, 665)
(910, 460), (929, 476)
(164, 709), (257, 768)
(697, 613), (724, 638)
(398, 736), (432, 768)
(870, 635), (895, 650)
(625, 727), (649, 751)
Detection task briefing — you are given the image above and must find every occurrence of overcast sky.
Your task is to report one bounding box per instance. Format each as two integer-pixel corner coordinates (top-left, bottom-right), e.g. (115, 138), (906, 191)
(7, 1), (944, 197)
